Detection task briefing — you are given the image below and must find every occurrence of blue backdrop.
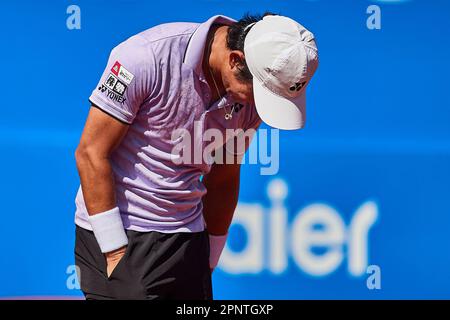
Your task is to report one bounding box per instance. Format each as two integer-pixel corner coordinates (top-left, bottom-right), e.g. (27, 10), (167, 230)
(0, 0), (449, 299)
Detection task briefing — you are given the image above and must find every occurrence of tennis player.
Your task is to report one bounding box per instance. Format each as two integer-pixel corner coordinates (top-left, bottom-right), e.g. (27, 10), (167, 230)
(74, 12), (319, 300)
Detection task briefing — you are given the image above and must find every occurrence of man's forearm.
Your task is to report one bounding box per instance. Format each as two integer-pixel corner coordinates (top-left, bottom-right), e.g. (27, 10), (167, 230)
(75, 149), (117, 215)
(75, 150), (129, 256)
(202, 171), (240, 235)
(74, 107), (129, 266)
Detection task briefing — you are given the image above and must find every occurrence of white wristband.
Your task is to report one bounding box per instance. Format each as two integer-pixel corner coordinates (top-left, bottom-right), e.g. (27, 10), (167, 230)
(209, 233), (228, 269)
(88, 207), (128, 253)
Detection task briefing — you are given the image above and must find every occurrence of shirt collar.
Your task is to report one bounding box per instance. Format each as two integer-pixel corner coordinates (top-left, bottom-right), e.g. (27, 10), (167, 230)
(183, 15), (236, 77)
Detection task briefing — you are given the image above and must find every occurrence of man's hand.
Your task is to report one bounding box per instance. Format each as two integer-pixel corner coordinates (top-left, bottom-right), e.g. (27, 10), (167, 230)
(105, 245), (127, 277)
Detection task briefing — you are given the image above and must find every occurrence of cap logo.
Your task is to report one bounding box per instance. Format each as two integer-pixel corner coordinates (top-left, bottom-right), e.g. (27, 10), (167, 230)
(289, 81), (306, 92)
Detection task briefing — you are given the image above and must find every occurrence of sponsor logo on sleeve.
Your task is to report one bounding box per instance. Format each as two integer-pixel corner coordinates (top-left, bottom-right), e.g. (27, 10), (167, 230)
(112, 80), (126, 95)
(111, 61), (121, 76)
(118, 65), (134, 84)
(111, 61), (134, 84)
(97, 73), (128, 104)
(105, 73), (118, 90)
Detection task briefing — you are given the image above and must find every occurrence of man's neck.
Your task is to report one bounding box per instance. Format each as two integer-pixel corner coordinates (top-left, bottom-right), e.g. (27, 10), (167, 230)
(202, 24), (228, 104)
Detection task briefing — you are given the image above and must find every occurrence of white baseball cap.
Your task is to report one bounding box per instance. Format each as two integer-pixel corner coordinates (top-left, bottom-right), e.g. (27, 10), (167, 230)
(244, 15), (319, 130)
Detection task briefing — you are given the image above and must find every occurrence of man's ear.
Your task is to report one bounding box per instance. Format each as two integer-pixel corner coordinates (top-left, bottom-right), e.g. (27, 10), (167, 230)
(228, 50), (246, 70)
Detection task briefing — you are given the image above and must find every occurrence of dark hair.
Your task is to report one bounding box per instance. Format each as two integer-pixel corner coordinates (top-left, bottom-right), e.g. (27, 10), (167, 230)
(226, 12), (278, 83)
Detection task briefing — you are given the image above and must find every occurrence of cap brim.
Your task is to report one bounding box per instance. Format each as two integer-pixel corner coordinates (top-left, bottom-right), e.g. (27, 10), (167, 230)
(253, 79), (306, 130)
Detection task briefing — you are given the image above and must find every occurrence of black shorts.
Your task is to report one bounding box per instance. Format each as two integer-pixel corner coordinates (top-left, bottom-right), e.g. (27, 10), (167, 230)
(74, 225), (213, 300)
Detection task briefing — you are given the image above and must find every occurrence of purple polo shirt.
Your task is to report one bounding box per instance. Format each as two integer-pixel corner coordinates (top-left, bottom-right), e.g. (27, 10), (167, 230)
(75, 15), (261, 233)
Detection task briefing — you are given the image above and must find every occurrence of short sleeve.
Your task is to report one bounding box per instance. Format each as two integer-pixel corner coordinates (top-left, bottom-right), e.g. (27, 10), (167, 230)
(89, 35), (157, 124)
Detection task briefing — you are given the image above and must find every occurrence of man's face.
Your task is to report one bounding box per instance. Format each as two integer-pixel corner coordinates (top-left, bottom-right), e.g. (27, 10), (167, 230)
(221, 51), (255, 106)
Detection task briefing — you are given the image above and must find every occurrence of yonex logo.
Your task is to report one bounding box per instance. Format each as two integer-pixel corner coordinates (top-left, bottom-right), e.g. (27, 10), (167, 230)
(289, 81), (306, 92)
(97, 84), (127, 104)
(98, 84), (107, 93)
